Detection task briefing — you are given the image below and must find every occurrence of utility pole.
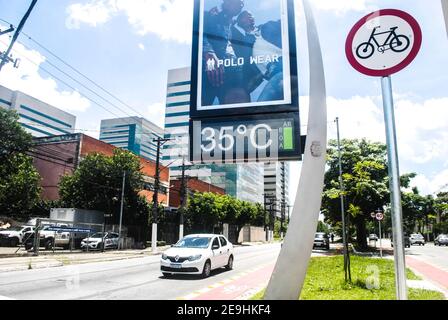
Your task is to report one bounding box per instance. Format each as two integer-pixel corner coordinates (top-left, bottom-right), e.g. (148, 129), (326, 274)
(151, 137), (172, 253)
(0, 0), (38, 72)
(179, 156), (188, 240)
(118, 171), (126, 250)
(335, 117), (351, 282)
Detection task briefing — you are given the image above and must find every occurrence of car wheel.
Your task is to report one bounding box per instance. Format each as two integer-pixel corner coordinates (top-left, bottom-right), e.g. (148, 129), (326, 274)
(9, 238), (19, 247)
(25, 243), (33, 250)
(226, 255), (234, 270)
(202, 260), (211, 278)
(45, 239), (54, 250)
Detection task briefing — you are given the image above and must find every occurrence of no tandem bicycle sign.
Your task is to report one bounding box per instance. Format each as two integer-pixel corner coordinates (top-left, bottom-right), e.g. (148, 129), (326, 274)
(345, 9), (422, 77)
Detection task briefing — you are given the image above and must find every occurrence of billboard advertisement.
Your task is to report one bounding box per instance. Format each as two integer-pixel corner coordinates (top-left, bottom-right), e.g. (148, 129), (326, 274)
(189, 0), (301, 163)
(190, 0), (298, 118)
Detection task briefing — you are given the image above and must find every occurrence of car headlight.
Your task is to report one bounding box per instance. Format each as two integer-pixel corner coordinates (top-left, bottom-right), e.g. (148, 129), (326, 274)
(188, 254), (202, 261)
(162, 253), (168, 260)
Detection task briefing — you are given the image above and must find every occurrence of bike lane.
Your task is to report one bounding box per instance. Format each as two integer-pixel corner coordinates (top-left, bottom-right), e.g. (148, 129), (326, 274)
(406, 256), (448, 290)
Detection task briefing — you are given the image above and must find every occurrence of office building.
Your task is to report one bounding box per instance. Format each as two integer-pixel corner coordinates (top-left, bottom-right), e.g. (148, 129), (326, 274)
(99, 117), (164, 162)
(0, 84), (76, 137)
(264, 162), (290, 218)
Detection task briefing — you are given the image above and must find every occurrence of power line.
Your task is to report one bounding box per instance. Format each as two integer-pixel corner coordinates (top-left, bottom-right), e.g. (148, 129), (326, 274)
(0, 17), (152, 120)
(0, 38), (163, 137)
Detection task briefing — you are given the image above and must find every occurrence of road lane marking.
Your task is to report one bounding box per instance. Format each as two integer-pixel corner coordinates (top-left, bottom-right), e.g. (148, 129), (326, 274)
(176, 263), (273, 300)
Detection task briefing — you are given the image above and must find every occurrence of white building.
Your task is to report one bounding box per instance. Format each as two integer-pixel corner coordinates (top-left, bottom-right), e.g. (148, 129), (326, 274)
(0, 84), (76, 137)
(99, 117), (164, 162)
(264, 162), (290, 218)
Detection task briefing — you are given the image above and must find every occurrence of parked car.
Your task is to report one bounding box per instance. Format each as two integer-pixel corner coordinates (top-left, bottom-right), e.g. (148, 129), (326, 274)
(81, 232), (119, 251)
(391, 234), (411, 248)
(23, 225), (71, 250)
(434, 234), (448, 246)
(369, 234), (379, 241)
(313, 232), (330, 250)
(160, 234), (234, 278)
(410, 233), (425, 246)
(0, 225), (35, 247)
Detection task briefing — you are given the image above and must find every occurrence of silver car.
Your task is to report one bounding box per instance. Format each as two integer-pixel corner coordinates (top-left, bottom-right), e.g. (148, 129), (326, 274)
(435, 234), (448, 246)
(409, 233), (425, 246)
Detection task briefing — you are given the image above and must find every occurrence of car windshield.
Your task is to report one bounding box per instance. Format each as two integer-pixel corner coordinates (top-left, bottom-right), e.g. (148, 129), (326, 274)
(315, 233), (326, 238)
(174, 237), (212, 249)
(90, 232), (106, 238)
(3, 226), (23, 231)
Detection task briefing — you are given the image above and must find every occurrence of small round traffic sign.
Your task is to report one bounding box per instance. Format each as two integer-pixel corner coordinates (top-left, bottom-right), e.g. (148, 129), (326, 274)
(370, 212), (376, 218)
(345, 9), (422, 77)
(376, 212), (384, 221)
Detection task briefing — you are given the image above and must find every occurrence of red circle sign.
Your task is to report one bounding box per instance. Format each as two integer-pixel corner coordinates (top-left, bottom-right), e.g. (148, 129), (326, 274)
(376, 213), (384, 221)
(345, 9), (422, 77)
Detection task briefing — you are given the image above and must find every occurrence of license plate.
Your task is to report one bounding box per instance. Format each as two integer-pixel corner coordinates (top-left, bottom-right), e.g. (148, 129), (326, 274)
(170, 264), (182, 269)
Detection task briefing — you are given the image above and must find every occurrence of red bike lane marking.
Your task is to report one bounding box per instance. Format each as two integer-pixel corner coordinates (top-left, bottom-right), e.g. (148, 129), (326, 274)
(406, 256), (448, 289)
(192, 263), (275, 300)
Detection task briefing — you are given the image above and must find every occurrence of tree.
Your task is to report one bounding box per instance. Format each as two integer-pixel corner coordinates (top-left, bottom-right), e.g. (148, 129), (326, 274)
(185, 192), (224, 233)
(0, 108), (41, 218)
(59, 149), (149, 238)
(322, 139), (389, 250)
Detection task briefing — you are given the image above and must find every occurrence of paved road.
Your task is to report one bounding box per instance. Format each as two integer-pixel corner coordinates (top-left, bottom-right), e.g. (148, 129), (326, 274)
(0, 243), (283, 300)
(406, 243), (448, 272)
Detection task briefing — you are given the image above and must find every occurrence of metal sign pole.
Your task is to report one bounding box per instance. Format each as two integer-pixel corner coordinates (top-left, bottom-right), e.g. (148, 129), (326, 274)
(381, 76), (407, 300)
(379, 219), (383, 258)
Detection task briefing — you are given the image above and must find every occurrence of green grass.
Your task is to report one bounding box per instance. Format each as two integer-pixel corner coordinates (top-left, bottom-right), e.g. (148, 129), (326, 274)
(251, 256), (445, 300)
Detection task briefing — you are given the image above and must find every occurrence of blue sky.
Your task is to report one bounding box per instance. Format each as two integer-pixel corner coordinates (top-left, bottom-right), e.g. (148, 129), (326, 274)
(0, 0), (447, 200)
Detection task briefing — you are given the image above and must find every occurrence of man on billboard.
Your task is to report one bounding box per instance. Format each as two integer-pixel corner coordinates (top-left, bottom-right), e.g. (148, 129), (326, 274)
(198, 0), (292, 111)
(232, 10), (284, 102)
(202, 0), (247, 106)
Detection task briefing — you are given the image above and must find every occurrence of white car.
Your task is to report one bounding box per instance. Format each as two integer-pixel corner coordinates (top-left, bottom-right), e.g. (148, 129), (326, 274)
(410, 233), (425, 246)
(81, 232), (119, 250)
(160, 234), (234, 278)
(0, 225), (35, 247)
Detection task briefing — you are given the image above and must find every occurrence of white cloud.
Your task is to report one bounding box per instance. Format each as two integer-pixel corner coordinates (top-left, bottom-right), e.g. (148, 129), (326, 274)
(66, 0), (194, 44)
(145, 102), (165, 128)
(138, 43), (145, 51)
(293, 94), (448, 199)
(66, 0), (113, 29)
(311, 0), (376, 14)
(410, 171), (448, 195)
(0, 36), (91, 113)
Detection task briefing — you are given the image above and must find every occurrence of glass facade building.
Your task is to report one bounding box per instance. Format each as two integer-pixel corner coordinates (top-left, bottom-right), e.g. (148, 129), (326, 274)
(99, 117), (164, 162)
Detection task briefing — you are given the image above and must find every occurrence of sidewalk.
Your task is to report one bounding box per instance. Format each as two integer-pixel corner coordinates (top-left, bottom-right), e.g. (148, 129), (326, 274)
(0, 247), (170, 273)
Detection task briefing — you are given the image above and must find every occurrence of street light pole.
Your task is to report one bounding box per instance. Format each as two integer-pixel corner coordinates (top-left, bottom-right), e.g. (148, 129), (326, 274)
(118, 171), (126, 250)
(179, 156), (187, 240)
(335, 117), (351, 282)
